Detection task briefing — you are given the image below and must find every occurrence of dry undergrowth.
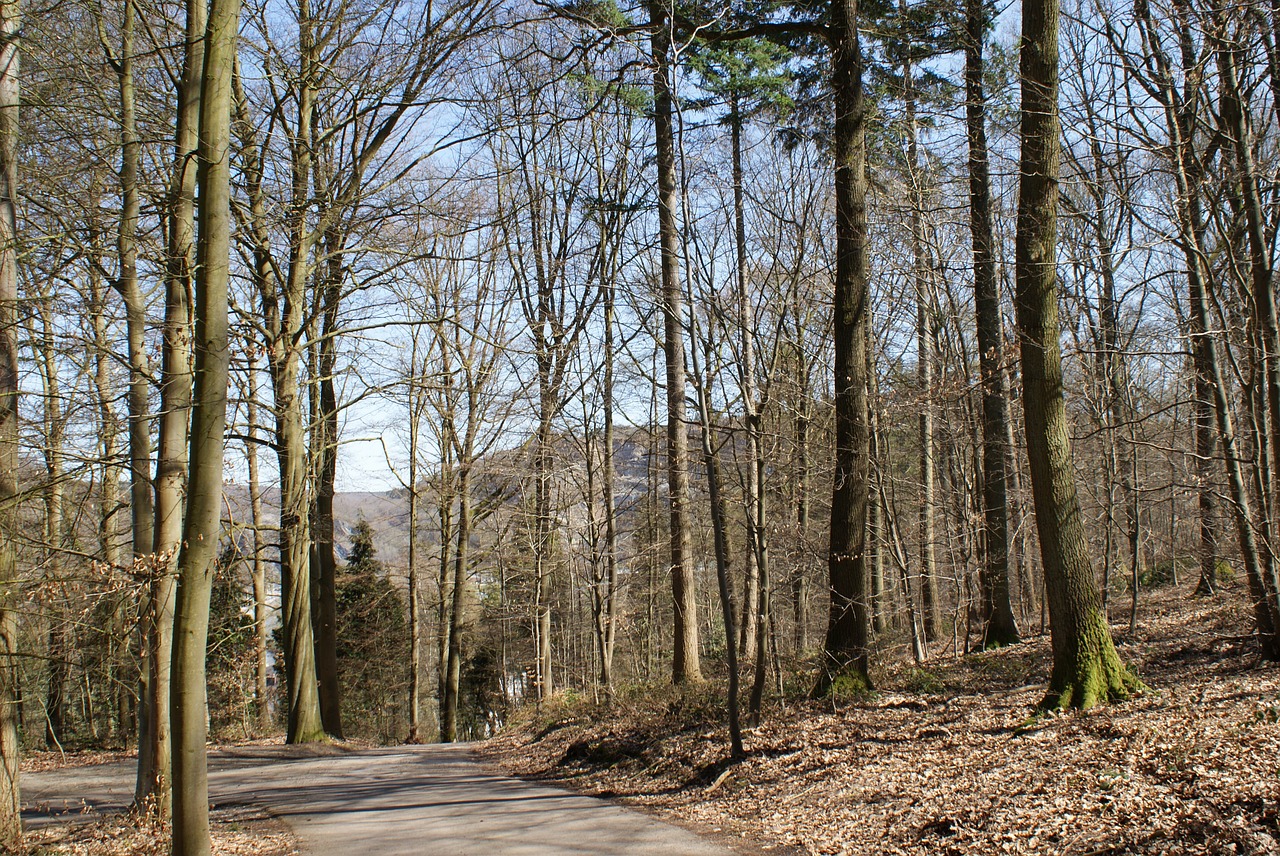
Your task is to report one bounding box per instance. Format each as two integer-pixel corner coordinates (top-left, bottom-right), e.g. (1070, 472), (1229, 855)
(20, 739), (301, 856)
(21, 751), (135, 775)
(22, 805), (297, 856)
(481, 587), (1280, 855)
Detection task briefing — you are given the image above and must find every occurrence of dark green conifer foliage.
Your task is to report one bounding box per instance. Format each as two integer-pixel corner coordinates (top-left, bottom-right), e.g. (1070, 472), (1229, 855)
(337, 518), (409, 742)
(207, 545), (255, 735)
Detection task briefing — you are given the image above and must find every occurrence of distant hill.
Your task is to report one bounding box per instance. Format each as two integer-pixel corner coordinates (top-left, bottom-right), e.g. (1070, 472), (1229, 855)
(219, 424), (668, 573)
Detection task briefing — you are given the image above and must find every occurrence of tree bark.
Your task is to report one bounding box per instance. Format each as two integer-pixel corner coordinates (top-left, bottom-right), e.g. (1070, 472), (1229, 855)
(816, 0), (873, 694)
(310, 225), (344, 740)
(1131, 0), (1278, 652)
(1214, 28), (1280, 648)
(1015, 0), (1138, 709)
(0, 0), (19, 840)
(244, 356), (271, 733)
(268, 0), (325, 740)
(231, 68), (272, 736)
(731, 98), (761, 664)
(652, 0), (702, 685)
(139, 0), (202, 810)
(903, 49), (939, 644)
(169, 0), (238, 846)
(965, 0), (1020, 648)
(600, 279), (619, 688)
(89, 246), (128, 742)
(435, 416), (454, 727)
(34, 299), (65, 749)
(440, 463), (469, 743)
(793, 347), (811, 650)
(693, 343), (743, 758)
(405, 335), (424, 742)
(728, 92), (772, 721)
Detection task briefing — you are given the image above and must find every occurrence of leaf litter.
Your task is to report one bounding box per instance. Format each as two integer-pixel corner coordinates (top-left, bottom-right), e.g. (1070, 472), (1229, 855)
(482, 588), (1280, 856)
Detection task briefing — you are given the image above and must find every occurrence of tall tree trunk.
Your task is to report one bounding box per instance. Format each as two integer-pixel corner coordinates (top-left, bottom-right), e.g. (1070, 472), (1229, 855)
(729, 93), (772, 721)
(1193, 354), (1219, 595)
(1076, 79), (1141, 631)
(310, 227), (343, 739)
(140, 0), (201, 810)
(169, 0), (238, 845)
(878, 426), (928, 663)
(1214, 29), (1280, 647)
(262, 0), (324, 744)
(0, 0), (19, 840)
(405, 337), (423, 742)
(244, 357), (270, 733)
(793, 350), (811, 650)
(746, 451), (771, 723)
(651, 0), (702, 685)
(868, 364), (885, 636)
(89, 252), (128, 742)
(1015, 0), (1138, 708)
(966, 0), (1020, 647)
(1133, 0), (1279, 652)
(274, 356), (324, 743)
(1184, 204), (1280, 656)
(435, 404), (454, 728)
(1004, 369), (1037, 625)
(440, 463), (469, 743)
(731, 98), (761, 663)
(532, 416), (555, 699)
(115, 0), (153, 576)
(693, 344), (743, 758)
(231, 64), (270, 737)
(35, 301), (65, 749)
(599, 278), (620, 688)
(817, 0), (873, 694)
(904, 50), (939, 644)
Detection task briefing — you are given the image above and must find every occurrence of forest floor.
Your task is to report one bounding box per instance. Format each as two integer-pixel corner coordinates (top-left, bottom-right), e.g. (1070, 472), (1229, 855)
(481, 586), (1280, 856)
(19, 744), (298, 856)
(21, 804), (296, 856)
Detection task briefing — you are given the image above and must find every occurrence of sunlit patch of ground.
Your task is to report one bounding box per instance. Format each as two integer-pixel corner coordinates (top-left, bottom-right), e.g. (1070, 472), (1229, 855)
(483, 585), (1280, 855)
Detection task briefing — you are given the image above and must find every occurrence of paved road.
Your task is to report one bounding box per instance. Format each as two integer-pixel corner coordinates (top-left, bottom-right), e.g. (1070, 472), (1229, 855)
(22, 744), (736, 855)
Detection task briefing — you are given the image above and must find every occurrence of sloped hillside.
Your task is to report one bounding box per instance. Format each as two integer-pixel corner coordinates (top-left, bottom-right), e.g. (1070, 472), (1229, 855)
(482, 588), (1280, 855)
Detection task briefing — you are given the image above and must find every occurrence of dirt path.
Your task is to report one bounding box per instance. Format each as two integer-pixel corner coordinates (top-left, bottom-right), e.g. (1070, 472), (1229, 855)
(21, 744), (737, 855)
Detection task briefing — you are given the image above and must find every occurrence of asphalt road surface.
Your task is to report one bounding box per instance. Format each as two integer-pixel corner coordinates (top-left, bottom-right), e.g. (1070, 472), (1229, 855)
(22, 744), (738, 855)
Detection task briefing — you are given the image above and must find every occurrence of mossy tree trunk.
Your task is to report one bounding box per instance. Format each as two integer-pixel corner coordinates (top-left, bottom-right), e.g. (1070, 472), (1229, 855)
(1015, 0), (1138, 709)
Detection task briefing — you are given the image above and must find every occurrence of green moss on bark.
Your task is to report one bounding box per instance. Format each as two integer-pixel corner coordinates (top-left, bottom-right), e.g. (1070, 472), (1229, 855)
(812, 663), (873, 701)
(1039, 608), (1144, 710)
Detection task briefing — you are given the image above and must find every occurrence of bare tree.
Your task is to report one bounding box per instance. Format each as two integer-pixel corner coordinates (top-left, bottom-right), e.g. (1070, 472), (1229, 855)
(651, 0), (702, 684)
(965, 0), (1020, 648)
(1014, 0), (1138, 708)
(817, 0), (874, 694)
(0, 0), (21, 840)
(136, 0), (203, 811)
(169, 0), (238, 845)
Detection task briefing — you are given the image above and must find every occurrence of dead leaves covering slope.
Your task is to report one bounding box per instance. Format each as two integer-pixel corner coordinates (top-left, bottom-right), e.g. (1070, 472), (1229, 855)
(22, 805), (297, 856)
(482, 589), (1279, 856)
